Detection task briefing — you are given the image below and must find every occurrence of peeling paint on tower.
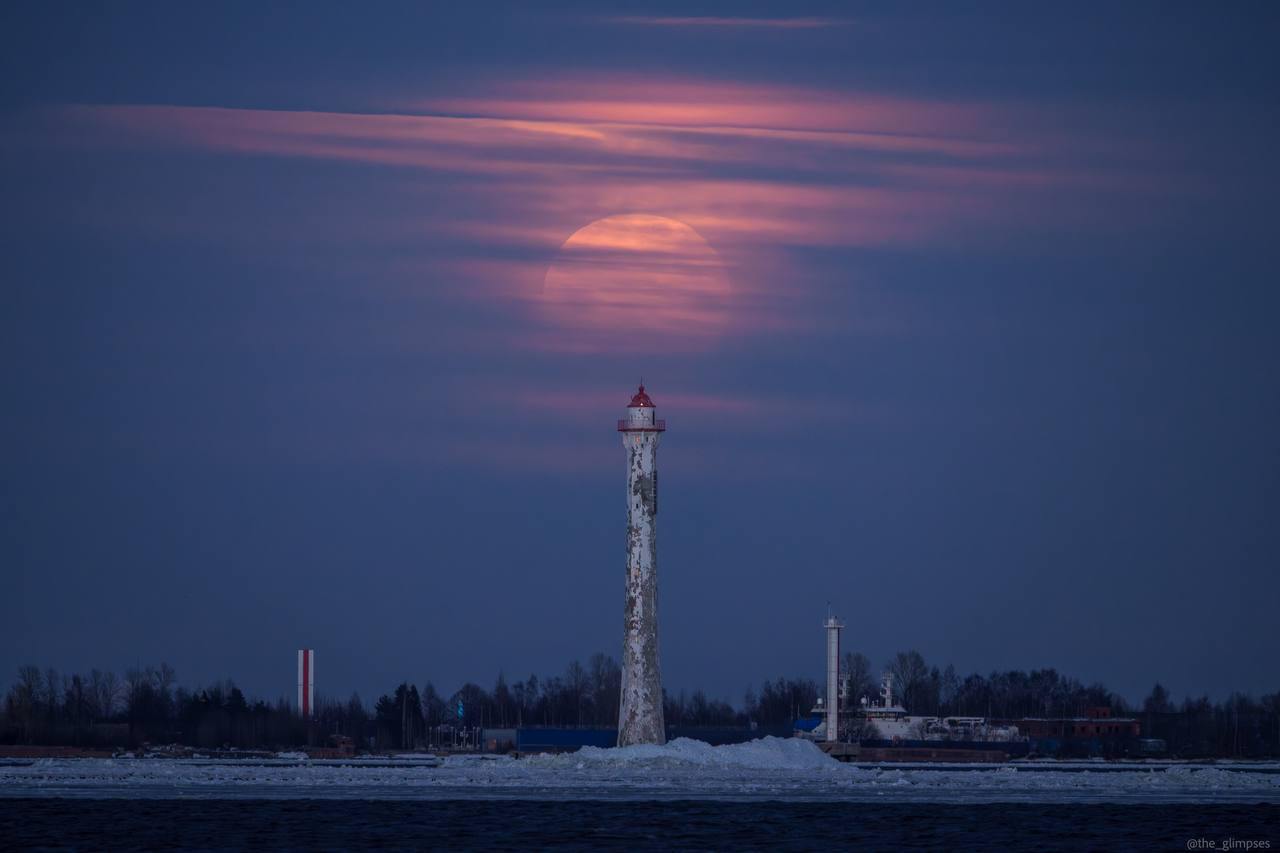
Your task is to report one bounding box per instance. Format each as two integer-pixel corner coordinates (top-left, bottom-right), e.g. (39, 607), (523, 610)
(617, 384), (666, 746)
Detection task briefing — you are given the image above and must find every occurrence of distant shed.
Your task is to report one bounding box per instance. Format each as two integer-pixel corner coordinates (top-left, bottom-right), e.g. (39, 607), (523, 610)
(515, 728), (618, 753)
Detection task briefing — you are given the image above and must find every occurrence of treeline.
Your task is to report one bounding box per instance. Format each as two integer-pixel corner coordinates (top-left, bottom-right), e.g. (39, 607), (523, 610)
(3, 652), (1278, 757)
(0, 656), (636, 750)
(0, 656), (815, 750)
(850, 650), (1124, 719)
(0, 664), (308, 749)
(1140, 683), (1280, 759)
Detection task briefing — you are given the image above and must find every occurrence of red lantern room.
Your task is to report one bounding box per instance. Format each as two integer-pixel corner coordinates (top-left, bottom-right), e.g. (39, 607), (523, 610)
(628, 385), (655, 408)
(618, 384), (666, 432)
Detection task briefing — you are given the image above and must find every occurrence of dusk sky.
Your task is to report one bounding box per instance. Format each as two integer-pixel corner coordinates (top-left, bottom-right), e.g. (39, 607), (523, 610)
(3, 2), (1277, 708)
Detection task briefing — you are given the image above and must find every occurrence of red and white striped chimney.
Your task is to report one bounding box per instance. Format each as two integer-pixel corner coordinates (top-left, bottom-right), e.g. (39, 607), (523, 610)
(297, 649), (314, 718)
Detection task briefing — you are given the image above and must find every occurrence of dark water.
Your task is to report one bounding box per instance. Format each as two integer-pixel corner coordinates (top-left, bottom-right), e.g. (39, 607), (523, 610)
(0, 799), (1276, 851)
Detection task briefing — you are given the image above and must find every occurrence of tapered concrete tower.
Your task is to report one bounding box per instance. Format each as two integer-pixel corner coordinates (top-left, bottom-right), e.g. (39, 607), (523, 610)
(617, 384), (666, 746)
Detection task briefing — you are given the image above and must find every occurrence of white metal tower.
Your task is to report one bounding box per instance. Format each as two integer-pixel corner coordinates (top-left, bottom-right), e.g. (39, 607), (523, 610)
(824, 615), (843, 742)
(617, 384), (666, 746)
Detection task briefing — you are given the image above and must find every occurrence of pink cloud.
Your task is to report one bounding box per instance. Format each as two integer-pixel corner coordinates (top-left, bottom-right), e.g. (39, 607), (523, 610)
(410, 75), (1001, 138)
(32, 74), (1141, 354)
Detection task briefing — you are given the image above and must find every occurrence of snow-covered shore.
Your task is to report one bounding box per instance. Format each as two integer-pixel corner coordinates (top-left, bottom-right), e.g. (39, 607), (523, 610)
(2, 737), (1278, 804)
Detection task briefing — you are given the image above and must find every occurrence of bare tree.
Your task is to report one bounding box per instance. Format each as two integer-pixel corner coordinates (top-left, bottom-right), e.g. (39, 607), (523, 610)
(842, 652), (874, 707)
(887, 650), (929, 714)
(564, 660), (588, 726)
(588, 653), (621, 727)
(10, 666), (44, 743)
(43, 667), (61, 726)
(64, 673), (89, 735)
(941, 664), (960, 716)
(88, 669), (118, 720)
(492, 673), (513, 728)
(154, 663), (177, 717)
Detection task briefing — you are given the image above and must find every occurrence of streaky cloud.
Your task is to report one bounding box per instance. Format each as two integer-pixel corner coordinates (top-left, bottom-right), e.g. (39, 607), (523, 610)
(28, 74), (1172, 359)
(605, 16), (851, 30)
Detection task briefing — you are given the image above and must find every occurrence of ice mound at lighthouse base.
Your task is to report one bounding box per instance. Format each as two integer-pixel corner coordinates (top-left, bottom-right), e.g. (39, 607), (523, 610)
(530, 736), (838, 771)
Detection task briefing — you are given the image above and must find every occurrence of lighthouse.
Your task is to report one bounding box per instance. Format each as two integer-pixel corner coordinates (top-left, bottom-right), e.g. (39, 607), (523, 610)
(617, 384), (667, 746)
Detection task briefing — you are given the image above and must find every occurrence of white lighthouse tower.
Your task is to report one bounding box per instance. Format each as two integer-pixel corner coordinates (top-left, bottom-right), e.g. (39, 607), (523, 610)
(824, 615), (843, 742)
(617, 384), (666, 746)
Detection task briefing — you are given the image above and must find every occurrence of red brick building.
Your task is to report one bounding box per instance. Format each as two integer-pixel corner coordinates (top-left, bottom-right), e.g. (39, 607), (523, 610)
(993, 707), (1141, 756)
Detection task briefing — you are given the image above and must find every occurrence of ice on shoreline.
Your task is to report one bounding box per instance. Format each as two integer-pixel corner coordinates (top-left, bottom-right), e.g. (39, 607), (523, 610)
(2, 737), (1278, 804)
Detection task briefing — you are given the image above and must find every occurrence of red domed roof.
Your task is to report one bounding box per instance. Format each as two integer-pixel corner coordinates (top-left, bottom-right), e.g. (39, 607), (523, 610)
(627, 384), (654, 408)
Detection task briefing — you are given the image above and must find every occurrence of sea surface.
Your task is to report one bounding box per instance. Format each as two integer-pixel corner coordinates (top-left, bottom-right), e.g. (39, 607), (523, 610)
(2, 799), (1278, 851)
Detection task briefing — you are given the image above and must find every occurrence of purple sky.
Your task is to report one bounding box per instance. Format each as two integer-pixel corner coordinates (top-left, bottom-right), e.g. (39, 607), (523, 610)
(2, 2), (1278, 707)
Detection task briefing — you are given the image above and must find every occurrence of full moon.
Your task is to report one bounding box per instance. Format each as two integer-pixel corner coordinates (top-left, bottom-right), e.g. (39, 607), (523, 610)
(541, 214), (731, 346)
